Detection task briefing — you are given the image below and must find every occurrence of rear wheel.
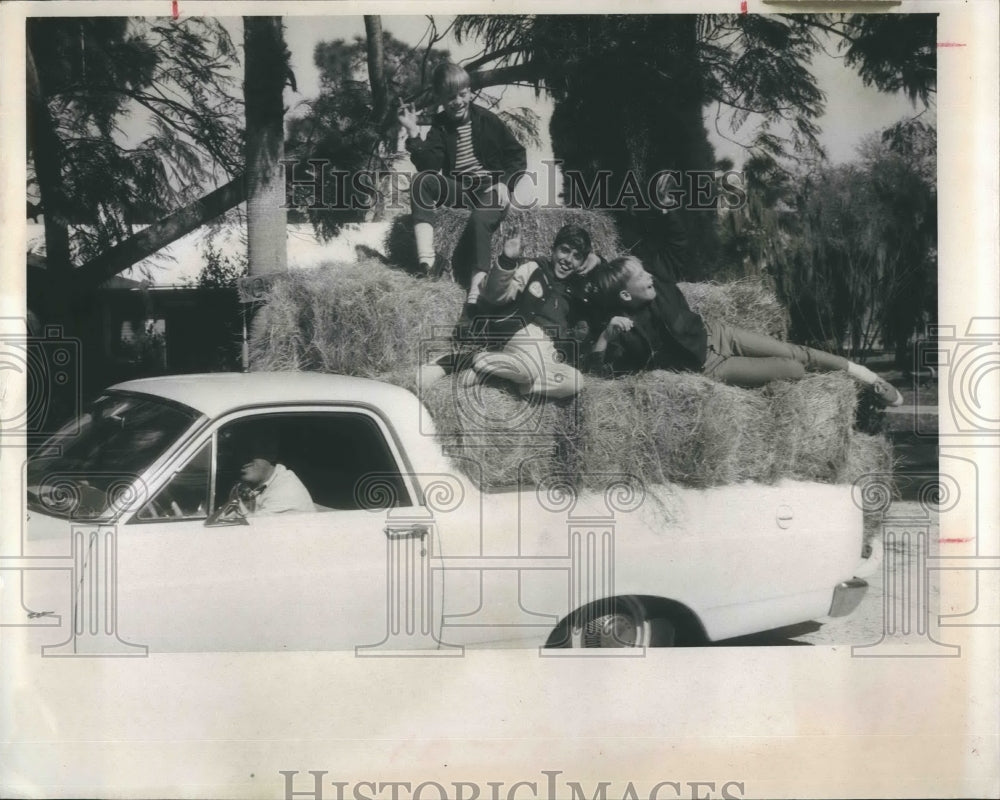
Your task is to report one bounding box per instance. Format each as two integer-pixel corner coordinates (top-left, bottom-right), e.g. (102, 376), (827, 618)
(550, 598), (676, 648)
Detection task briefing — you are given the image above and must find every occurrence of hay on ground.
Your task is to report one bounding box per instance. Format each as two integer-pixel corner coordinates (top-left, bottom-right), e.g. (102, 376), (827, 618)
(385, 206), (621, 270)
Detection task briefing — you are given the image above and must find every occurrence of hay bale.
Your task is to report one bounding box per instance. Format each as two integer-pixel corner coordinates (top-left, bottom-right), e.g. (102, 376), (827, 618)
(249, 258), (465, 376)
(838, 432), (896, 546)
(252, 257), (889, 493)
(415, 370), (575, 491)
(837, 431), (896, 487)
(568, 372), (776, 489)
(376, 366), (888, 492)
(678, 279), (789, 339)
(763, 374), (859, 483)
(385, 206), (621, 269)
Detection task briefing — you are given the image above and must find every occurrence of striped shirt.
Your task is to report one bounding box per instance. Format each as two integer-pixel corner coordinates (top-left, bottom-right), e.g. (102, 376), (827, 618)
(453, 122), (488, 177)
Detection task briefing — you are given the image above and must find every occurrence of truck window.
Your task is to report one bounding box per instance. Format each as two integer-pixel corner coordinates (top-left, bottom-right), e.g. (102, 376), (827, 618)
(215, 412), (412, 511)
(134, 440), (212, 522)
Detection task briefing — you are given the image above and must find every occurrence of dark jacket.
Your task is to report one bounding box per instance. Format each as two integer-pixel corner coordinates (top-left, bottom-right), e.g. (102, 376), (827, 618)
(455, 256), (605, 357)
(405, 105), (527, 192)
(477, 255), (597, 363)
(585, 276), (709, 377)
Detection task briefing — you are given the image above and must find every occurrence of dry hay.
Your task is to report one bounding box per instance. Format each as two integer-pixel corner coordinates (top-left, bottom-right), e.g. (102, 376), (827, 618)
(762, 373), (859, 483)
(248, 258), (465, 376)
(837, 431), (895, 487)
(249, 259), (795, 384)
(837, 431), (897, 546)
(567, 372), (775, 489)
(678, 279), (789, 340)
(385, 206), (622, 269)
(415, 370), (575, 491)
(376, 367), (878, 492)
(251, 258), (891, 493)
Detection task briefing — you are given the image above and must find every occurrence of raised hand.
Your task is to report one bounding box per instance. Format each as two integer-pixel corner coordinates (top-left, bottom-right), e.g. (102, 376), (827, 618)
(397, 98), (419, 136)
(502, 235), (522, 261)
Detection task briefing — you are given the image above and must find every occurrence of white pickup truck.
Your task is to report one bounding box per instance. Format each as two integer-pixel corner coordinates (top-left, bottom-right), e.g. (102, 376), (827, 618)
(18, 372), (870, 653)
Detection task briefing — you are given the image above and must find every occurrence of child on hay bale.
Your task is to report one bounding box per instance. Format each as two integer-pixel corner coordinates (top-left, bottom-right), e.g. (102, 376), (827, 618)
(397, 62), (527, 290)
(422, 224), (606, 399)
(586, 255), (904, 406)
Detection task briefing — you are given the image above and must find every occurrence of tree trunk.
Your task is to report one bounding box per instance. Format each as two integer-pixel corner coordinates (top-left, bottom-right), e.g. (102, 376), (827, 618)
(244, 17), (288, 277)
(26, 36), (74, 327)
(363, 16), (387, 123)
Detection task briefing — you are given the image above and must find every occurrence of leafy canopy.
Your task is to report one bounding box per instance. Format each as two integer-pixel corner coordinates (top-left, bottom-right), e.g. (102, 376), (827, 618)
(28, 17), (243, 262)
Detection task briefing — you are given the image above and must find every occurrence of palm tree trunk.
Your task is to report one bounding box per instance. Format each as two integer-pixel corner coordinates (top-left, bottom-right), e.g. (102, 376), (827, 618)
(244, 17), (288, 277)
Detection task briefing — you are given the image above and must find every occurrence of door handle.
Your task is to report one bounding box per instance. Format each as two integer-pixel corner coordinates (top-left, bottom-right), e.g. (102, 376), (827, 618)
(383, 524), (429, 541)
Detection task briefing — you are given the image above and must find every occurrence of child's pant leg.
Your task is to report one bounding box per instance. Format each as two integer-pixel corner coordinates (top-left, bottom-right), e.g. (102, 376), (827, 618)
(452, 188), (508, 289)
(705, 356), (805, 387)
(474, 324), (581, 398)
(410, 171), (454, 223)
(411, 173), (507, 288)
(702, 320), (848, 386)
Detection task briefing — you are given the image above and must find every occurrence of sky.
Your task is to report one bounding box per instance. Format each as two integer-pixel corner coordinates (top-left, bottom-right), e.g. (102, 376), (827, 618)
(278, 14), (934, 170)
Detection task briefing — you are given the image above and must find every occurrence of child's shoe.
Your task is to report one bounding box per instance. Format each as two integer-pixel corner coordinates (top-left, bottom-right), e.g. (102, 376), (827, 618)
(871, 378), (904, 407)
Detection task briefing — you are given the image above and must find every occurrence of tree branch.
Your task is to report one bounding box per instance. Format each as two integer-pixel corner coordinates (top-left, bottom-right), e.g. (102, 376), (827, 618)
(70, 176), (247, 291)
(469, 62), (541, 90)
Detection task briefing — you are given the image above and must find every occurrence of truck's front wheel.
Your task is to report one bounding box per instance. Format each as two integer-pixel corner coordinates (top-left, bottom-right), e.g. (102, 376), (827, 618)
(548, 598), (676, 648)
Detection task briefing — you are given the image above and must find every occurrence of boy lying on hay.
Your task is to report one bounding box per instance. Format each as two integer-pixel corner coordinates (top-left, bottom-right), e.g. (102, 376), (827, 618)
(249, 207), (894, 492)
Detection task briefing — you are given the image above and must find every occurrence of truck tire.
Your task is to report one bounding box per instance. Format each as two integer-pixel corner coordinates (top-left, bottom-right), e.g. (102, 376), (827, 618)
(548, 597), (676, 648)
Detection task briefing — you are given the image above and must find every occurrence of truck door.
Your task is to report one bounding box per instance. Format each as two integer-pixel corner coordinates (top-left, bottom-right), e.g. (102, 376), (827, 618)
(115, 408), (444, 652)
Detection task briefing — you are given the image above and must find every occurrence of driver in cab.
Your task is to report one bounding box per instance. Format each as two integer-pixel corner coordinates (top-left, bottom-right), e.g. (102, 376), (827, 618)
(228, 441), (314, 517)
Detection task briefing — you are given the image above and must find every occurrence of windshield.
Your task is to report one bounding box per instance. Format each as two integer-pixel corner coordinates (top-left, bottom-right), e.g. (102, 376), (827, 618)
(26, 392), (202, 520)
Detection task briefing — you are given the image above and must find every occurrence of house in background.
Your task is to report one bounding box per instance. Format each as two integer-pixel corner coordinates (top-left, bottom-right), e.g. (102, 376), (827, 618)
(27, 254), (245, 404)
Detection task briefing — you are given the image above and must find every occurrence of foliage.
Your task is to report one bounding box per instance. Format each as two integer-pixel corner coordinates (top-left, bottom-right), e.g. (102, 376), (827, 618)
(839, 14), (936, 106)
(453, 13), (936, 281)
(721, 119), (936, 361)
(195, 242), (249, 289)
(285, 32), (449, 239)
(119, 320), (168, 372)
(28, 17), (243, 264)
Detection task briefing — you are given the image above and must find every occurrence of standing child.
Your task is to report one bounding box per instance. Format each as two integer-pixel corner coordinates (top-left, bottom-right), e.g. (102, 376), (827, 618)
(398, 62), (527, 293)
(587, 255), (904, 405)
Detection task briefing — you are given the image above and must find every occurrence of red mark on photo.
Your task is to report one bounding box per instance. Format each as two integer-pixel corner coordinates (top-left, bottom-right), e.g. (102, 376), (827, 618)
(939, 537), (974, 544)
(936, 42), (966, 47)
(172, 0), (179, 20)
(740, 1), (748, 14)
